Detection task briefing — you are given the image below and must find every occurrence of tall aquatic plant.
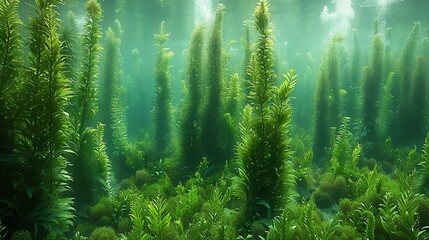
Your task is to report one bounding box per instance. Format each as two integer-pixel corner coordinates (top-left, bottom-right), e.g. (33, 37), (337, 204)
(393, 22), (421, 144)
(326, 36), (342, 128)
(179, 24), (204, 173)
(343, 29), (360, 121)
(69, 0), (108, 207)
(201, 4), (225, 164)
(408, 56), (426, 141)
(313, 36), (342, 163)
(242, 21), (252, 97)
(59, 11), (79, 82)
(100, 21), (131, 180)
(14, 0), (74, 237)
(361, 31), (384, 143)
(0, 0), (22, 153)
(153, 21), (173, 153)
(234, 0), (296, 236)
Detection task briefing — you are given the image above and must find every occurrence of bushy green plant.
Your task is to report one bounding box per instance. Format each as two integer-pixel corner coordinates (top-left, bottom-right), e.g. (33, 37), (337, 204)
(14, 0), (74, 237)
(90, 227), (116, 240)
(379, 190), (429, 239)
(90, 198), (115, 227)
(329, 117), (361, 180)
(262, 208), (296, 240)
(234, 0), (296, 235)
(129, 195), (147, 240)
(146, 196), (174, 239)
(153, 21), (173, 153)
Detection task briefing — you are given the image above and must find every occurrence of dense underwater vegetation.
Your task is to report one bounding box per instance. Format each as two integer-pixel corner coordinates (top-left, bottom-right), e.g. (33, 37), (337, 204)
(1, 0), (429, 239)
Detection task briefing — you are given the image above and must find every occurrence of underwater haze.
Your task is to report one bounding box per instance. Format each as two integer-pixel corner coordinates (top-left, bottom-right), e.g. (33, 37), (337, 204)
(1, 0), (429, 239)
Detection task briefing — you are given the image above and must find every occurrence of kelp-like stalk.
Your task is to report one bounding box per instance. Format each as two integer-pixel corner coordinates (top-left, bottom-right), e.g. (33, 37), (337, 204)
(101, 21), (131, 180)
(15, 0), (74, 237)
(361, 31), (384, 143)
(326, 35), (342, 128)
(344, 29), (360, 121)
(153, 21), (173, 153)
(234, 0), (296, 236)
(408, 56), (426, 141)
(69, 0), (107, 207)
(392, 22), (421, 144)
(179, 24), (204, 172)
(0, 0), (22, 154)
(312, 36), (342, 163)
(242, 21), (252, 97)
(75, 0), (103, 134)
(201, 4), (225, 164)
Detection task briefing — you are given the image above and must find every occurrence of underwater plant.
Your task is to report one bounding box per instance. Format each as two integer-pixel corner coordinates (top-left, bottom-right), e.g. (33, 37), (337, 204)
(262, 209), (296, 240)
(59, 11), (80, 82)
(146, 196), (173, 239)
(69, 0), (108, 208)
(312, 36), (343, 163)
(100, 21), (133, 180)
(360, 30), (384, 144)
(14, 0), (74, 237)
(312, 61), (330, 163)
(153, 21), (173, 153)
(407, 56), (426, 142)
(234, 0), (296, 236)
(343, 29), (360, 121)
(241, 21), (252, 97)
(178, 24), (204, 173)
(392, 22), (421, 144)
(0, 0), (22, 154)
(201, 4), (226, 165)
(378, 72), (395, 141)
(326, 35), (343, 128)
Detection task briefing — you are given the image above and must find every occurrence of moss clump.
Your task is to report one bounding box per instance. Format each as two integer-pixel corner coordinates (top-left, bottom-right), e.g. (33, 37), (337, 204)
(90, 227), (116, 240)
(135, 168), (152, 187)
(117, 217), (132, 234)
(313, 189), (332, 209)
(90, 198), (115, 226)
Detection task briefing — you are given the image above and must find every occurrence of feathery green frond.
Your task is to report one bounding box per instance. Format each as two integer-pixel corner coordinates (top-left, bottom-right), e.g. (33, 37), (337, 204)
(179, 24), (204, 172)
(0, 0), (22, 101)
(201, 3), (226, 164)
(154, 21), (173, 153)
(146, 196), (172, 239)
(14, 0), (74, 237)
(235, 2), (296, 235)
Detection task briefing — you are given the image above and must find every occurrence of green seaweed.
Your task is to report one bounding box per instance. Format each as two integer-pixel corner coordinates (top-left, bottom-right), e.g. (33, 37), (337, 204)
(14, 0), (74, 237)
(153, 21), (173, 154)
(201, 4), (226, 165)
(233, 0), (296, 236)
(178, 24), (204, 174)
